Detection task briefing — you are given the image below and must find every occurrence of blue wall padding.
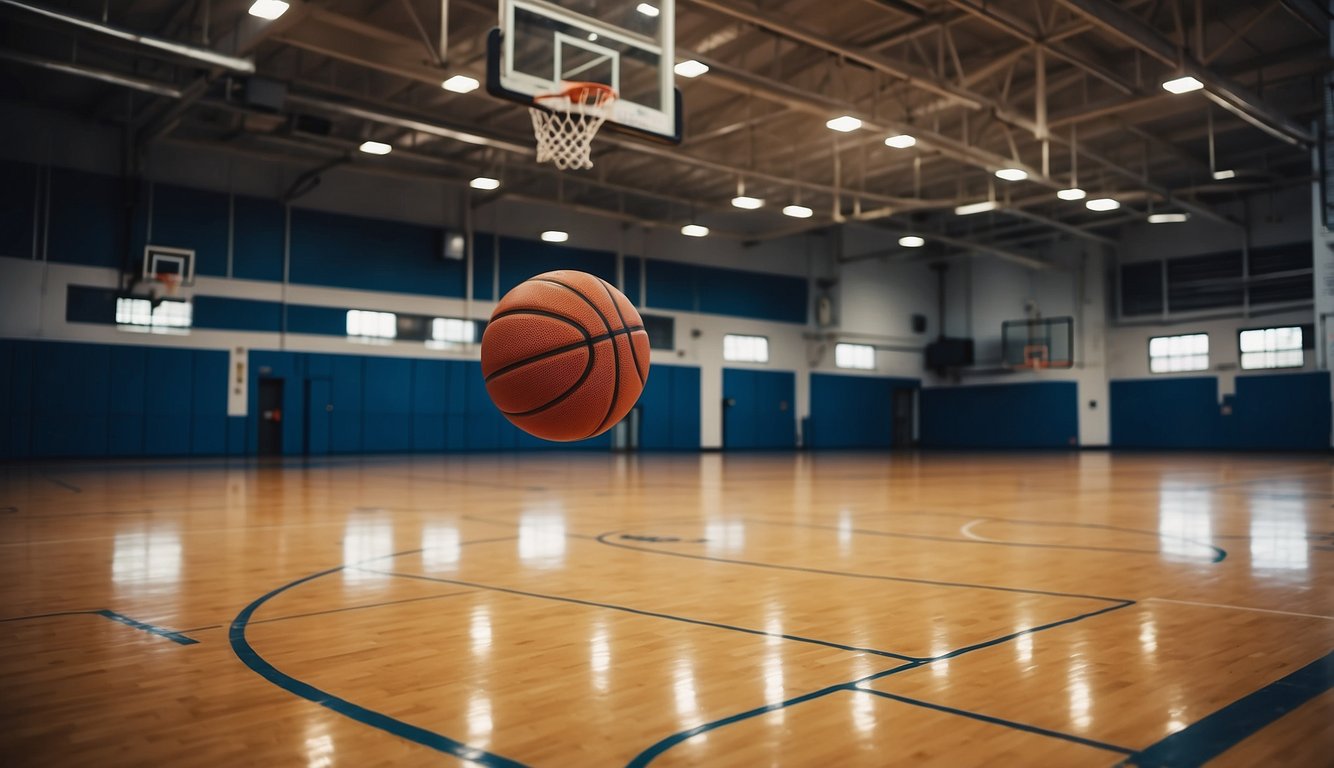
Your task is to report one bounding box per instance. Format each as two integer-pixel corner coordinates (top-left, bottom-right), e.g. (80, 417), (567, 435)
(1110, 372), (1330, 450)
(809, 373), (920, 448)
(646, 259), (807, 323)
(193, 296), (283, 332)
(497, 236), (617, 295)
(0, 160), (37, 259)
(289, 208), (465, 297)
(638, 364), (701, 449)
(622, 256), (642, 307)
(48, 168), (131, 269)
(920, 381), (1079, 449)
(232, 195), (284, 281)
(152, 184), (230, 277)
(723, 368), (797, 449)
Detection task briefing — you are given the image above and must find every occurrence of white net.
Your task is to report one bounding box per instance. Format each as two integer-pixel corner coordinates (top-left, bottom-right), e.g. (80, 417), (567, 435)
(529, 83), (616, 170)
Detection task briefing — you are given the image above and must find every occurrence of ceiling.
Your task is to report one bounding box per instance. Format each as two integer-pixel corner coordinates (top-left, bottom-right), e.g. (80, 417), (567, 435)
(0, 0), (1328, 258)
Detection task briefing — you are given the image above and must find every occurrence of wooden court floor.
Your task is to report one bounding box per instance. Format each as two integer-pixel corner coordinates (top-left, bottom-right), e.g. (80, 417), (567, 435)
(1, 452), (1331, 766)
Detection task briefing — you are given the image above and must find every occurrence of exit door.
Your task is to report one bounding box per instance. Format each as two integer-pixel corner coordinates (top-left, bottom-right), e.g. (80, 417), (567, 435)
(723, 369), (796, 450)
(892, 388), (916, 448)
(258, 377), (283, 456)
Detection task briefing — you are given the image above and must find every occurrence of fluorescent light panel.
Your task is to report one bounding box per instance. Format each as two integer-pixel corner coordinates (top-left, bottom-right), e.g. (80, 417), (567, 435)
(782, 204), (813, 218)
(469, 176), (500, 190)
(358, 140), (391, 155)
(898, 235), (925, 248)
(442, 75), (479, 93)
(884, 134), (916, 148)
(636, 3), (660, 17)
(248, 0), (289, 20)
(540, 230), (569, 243)
(681, 224), (709, 237)
(1086, 197), (1120, 211)
(1148, 213), (1189, 224)
(1162, 75), (1204, 94)
(995, 168), (1028, 181)
(1057, 187), (1086, 201)
(1212, 169), (1236, 180)
(674, 60), (709, 78)
(954, 200), (997, 216)
(731, 195), (764, 210)
(826, 115), (862, 132)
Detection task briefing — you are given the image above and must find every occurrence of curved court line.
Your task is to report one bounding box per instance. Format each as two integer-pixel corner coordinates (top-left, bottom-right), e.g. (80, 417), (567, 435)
(627, 600), (1135, 766)
(356, 567), (920, 662)
(0, 609), (199, 644)
(595, 531), (1132, 604)
(228, 538), (530, 768)
(958, 519), (1226, 562)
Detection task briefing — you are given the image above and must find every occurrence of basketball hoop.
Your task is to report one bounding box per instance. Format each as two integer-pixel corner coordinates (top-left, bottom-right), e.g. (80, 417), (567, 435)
(156, 274), (180, 298)
(1020, 344), (1049, 370)
(530, 82), (617, 170)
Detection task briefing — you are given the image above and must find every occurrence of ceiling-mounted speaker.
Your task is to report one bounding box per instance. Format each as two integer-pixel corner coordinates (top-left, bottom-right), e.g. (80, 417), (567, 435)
(244, 77), (287, 112)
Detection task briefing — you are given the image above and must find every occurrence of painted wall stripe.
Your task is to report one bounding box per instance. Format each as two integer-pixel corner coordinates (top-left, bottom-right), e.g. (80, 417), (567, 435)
(1124, 650), (1334, 767)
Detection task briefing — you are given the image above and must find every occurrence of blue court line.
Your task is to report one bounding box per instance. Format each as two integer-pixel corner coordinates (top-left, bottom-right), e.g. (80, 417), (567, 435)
(179, 590), (476, 634)
(595, 531), (1131, 604)
(42, 474), (81, 493)
(626, 599), (1137, 766)
(358, 567), (920, 662)
(1122, 650), (1334, 767)
(0, 609), (198, 645)
(850, 688), (1134, 755)
(228, 537), (529, 768)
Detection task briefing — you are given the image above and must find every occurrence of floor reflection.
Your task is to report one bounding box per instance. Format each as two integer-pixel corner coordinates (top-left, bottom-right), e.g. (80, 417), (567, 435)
(111, 529), (181, 586)
(1249, 495), (1309, 572)
(1157, 483), (1212, 558)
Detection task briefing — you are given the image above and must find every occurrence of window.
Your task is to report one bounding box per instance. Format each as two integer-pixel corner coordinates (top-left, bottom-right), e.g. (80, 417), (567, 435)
(115, 297), (192, 334)
(431, 317), (477, 344)
(1149, 333), (1208, 373)
(1239, 326), (1303, 370)
(346, 309), (396, 339)
(723, 334), (768, 363)
(835, 343), (875, 370)
(641, 314), (675, 351)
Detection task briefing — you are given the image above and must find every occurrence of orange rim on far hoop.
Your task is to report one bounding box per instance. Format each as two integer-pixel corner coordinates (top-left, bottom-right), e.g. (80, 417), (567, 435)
(155, 273), (181, 297)
(529, 81), (618, 171)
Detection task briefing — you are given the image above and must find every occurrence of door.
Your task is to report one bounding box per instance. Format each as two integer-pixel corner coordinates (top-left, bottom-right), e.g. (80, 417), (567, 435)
(258, 377), (283, 456)
(723, 369), (796, 450)
(305, 378), (332, 455)
(892, 387), (916, 449)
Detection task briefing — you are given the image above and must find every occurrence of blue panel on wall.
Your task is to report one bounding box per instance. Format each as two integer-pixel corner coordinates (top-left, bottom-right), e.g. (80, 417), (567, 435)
(151, 183), (229, 277)
(194, 295), (283, 332)
(65, 284), (119, 325)
(1109, 377), (1220, 449)
(108, 346), (147, 455)
(48, 168), (132, 268)
(672, 366), (701, 449)
(0, 161), (36, 260)
(622, 256), (642, 307)
(723, 368), (795, 449)
(191, 351), (228, 454)
(286, 304), (348, 336)
(921, 381), (1078, 449)
(698, 265), (807, 324)
(473, 233), (495, 301)
(290, 208), (464, 297)
(0, 341), (10, 458)
(8, 341), (33, 456)
(31, 342), (110, 457)
(1232, 372), (1330, 450)
(362, 357), (413, 451)
(232, 195), (285, 281)
(145, 348), (194, 455)
(330, 355), (363, 453)
(809, 373), (919, 449)
(497, 236), (616, 295)
(645, 259), (697, 312)
(640, 364), (701, 450)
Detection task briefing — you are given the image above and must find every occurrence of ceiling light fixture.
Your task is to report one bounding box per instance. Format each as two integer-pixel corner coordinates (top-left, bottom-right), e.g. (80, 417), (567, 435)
(681, 224), (709, 237)
(674, 60), (709, 78)
(1162, 75), (1204, 94)
(731, 195), (764, 210)
(1212, 169), (1236, 180)
(636, 3), (660, 17)
(247, 0), (289, 20)
(540, 230), (569, 243)
(358, 140), (391, 155)
(995, 168), (1028, 182)
(884, 134), (917, 149)
(1056, 187), (1087, 201)
(1085, 198), (1120, 212)
(782, 204), (813, 218)
(442, 75), (480, 93)
(826, 115), (862, 132)
(1148, 213), (1189, 224)
(898, 235), (925, 248)
(954, 200), (998, 216)
(469, 177), (500, 190)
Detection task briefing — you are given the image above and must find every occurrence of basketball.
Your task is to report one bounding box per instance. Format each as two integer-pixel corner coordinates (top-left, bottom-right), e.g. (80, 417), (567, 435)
(481, 270), (650, 441)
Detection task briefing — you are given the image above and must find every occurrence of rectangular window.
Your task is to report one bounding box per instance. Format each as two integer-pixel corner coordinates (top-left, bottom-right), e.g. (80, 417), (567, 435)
(835, 342), (875, 370)
(431, 317), (477, 344)
(347, 309), (396, 340)
(641, 314), (675, 351)
(1239, 326), (1303, 370)
(723, 334), (769, 363)
(1148, 333), (1208, 373)
(115, 297), (192, 334)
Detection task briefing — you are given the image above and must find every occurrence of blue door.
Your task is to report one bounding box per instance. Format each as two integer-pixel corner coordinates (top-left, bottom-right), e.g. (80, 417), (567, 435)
(723, 369), (796, 450)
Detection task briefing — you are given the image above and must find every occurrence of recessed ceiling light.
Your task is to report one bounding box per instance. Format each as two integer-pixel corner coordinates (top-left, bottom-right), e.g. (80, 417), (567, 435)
(587, 33), (599, 41)
(731, 195), (764, 210)
(442, 75), (479, 93)
(995, 168), (1028, 182)
(540, 230), (569, 243)
(1056, 187), (1087, 201)
(884, 134), (917, 149)
(954, 200), (997, 216)
(469, 176), (500, 190)
(826, 115), (863, 132)
(247, 0), (289, 20)
(636, 3), (659, 17)
(674, 59), (709, 78)
(1148, 213), (1189, 224)
(782, 204), (813, 219)
(1162, 75), (1204, 94)
(1085, 198), (1120, 212)
(681, 224), (709, 237)
(898, 235), (925, 248)
(1212, 169), (1236, 180)
(358, 140), (391, 155)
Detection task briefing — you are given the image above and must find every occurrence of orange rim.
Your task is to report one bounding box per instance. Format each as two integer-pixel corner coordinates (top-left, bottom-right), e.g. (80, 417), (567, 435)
(534, 81), (617, 107)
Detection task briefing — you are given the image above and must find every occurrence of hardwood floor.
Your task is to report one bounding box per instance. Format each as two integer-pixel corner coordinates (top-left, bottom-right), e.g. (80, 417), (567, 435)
(1, 452), (1330, 766)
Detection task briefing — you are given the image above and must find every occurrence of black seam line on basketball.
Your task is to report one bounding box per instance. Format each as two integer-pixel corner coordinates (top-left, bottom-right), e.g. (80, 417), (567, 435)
(488, 307), (589, 327)
(354, 568), (920, 662)
(599, 277), (646, 387)
(499, 340), (599, 418)
(483, 325), (644, 383)
(530, 278), (623, 437)
(593, 531), (1131, 604)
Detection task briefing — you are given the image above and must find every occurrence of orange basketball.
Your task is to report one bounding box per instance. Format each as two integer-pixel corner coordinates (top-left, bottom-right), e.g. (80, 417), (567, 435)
(481, 270), (650, 442)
